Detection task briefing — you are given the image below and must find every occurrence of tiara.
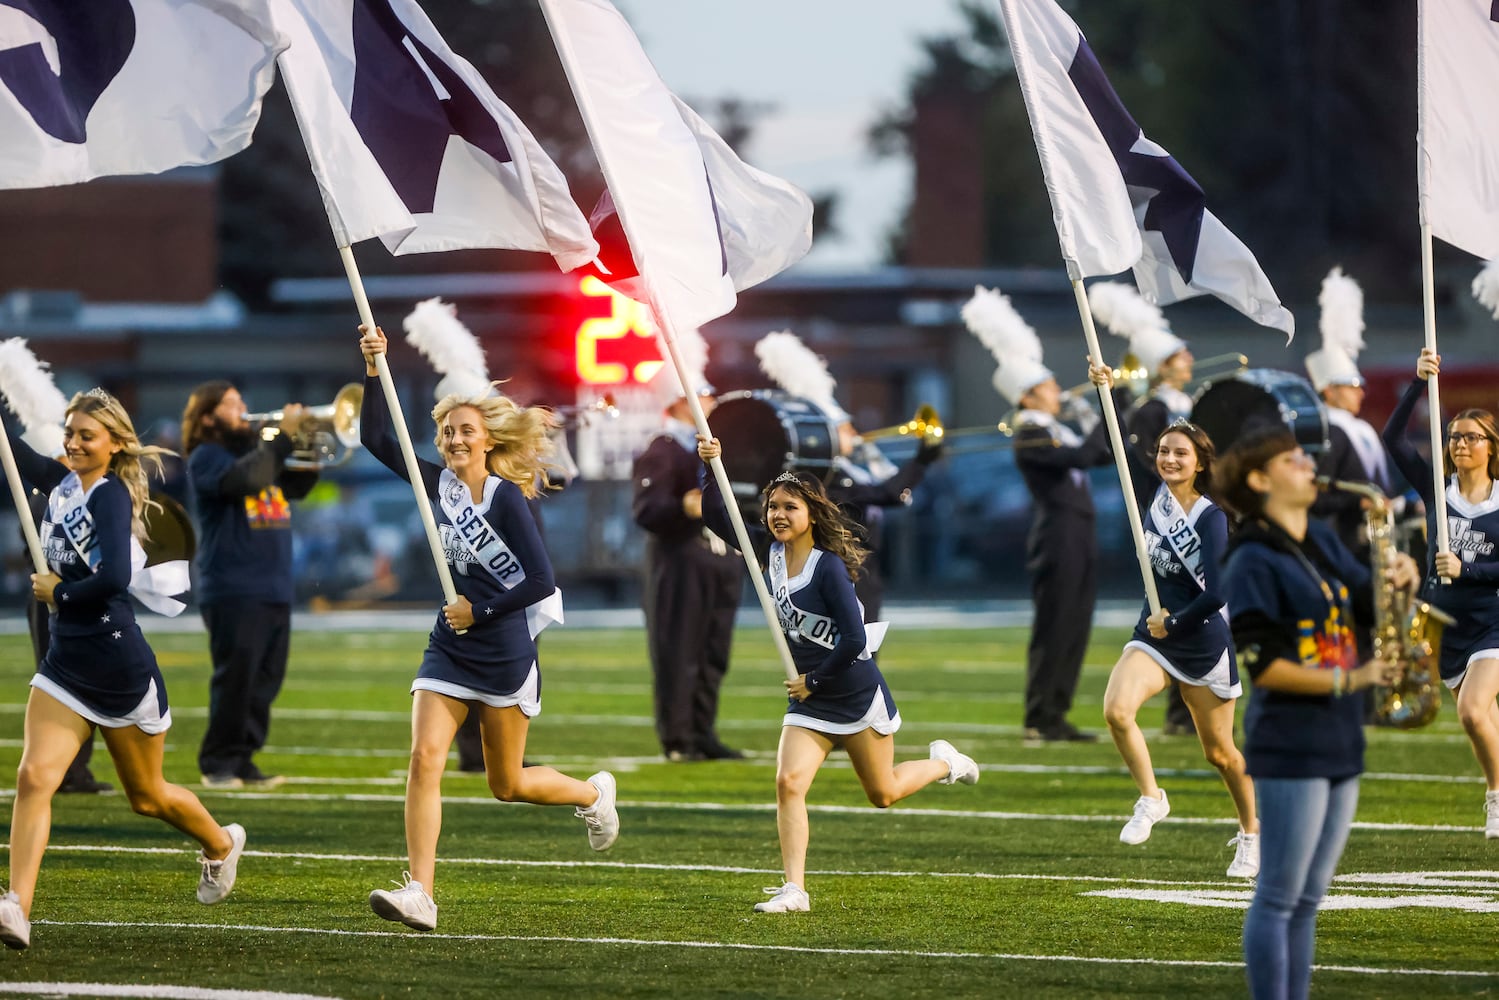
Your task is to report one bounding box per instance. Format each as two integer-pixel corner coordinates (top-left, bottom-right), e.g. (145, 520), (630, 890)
(771, 470), (802, 486)
(84, 387), (114, 401)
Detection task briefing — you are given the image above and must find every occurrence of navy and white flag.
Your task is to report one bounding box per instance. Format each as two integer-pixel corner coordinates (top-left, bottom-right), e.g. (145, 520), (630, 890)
(541, 0), (811, 333)
(1418, 0), (1499, 262)
(0, 0), (284, 190)
(998, 0), (1294, 336)
(585, 93), (814, 302)
(271, 0), (597, 269)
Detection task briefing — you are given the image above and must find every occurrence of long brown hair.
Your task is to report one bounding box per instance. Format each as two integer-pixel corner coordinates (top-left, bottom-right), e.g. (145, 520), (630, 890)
(759, 471), (868, 581)
(1444, 409), (1499, 479)
(181, 380), (234, 456)
(68, 389), (172, 539)
(1155, 420), (1217, 498)
(432, 390), (561, 499)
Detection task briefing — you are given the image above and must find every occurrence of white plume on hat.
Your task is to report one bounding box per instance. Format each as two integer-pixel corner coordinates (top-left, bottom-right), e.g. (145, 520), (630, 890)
(402, 298), (494, 400)
(648, 324), (714, 407)
(1305, 267), (1364, 391)
(753, 330), (849, 423)
(0, 338), (68, 454)
(1473, 261), (1499, 320)
(960, 285), (1053, 405)
(1087, 281), (1187, 372)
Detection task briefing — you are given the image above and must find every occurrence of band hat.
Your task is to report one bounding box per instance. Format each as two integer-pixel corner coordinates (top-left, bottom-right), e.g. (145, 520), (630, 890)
(648, 324), (714, 407)
(1474, 260), (1499, 319)
(960, 285), (1054, 405)
(1086, 281), (1187, 372)
(1306, 267), (1365, 391)
(0, 338), (69, 449)
(403, 298), (496, 400)
(21, 423), (64, 457)
(753, 329), (850, 423)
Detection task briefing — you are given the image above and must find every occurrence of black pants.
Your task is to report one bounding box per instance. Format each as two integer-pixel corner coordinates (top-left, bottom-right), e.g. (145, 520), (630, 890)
(642, 538), (740, 755)
(1025, 534), (1097, 731)
(199, 599), (291, 777)
(28, 597), (98, 783)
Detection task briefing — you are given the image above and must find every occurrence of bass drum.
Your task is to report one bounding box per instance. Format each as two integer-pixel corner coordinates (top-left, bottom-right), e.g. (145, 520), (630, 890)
(708, 391), (839, 503)
(1191, 369), (1329, 457)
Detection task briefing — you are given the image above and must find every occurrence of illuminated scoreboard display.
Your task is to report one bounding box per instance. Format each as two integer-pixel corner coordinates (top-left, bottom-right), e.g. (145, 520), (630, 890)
(572, 275), (664, 386)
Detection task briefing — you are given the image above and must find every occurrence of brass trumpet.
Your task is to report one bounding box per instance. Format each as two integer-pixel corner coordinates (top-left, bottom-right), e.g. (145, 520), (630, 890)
(247, 383), (364, 469)
(861, 404), (944, 447)
(553, 393), (619, 429)
(1184, 352), (1250, 392)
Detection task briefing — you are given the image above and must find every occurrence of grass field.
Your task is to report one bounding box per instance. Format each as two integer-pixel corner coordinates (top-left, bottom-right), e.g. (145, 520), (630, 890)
(0, 620), (1496, 999)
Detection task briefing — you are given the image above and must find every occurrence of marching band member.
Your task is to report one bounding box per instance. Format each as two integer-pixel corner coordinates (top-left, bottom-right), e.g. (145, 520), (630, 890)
(0, 389), (242, 951)
(963, 286), (1108, 743)
(181, 380), (319, 789)
(1215, 427), (1412, 1000)
(632, 329), (743, 762)
(1089, 281), (1198, 737)
(695, 436), (978, 915)
(357, 326), (618, 933)
(1088, 366), (1258, 876)
(1380, 347), (1499, 838)
(754, 330), (942, 621)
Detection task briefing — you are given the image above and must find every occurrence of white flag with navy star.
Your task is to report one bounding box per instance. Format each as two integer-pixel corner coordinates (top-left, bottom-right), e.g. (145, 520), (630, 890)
(0, 0), (285, 190)
(998, 0), (1293, 336)
(1419, 0), (1499, 262)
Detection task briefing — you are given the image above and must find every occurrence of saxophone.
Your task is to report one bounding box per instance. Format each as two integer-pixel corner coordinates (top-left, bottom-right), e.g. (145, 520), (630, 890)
(1322, 478), (1452, 729)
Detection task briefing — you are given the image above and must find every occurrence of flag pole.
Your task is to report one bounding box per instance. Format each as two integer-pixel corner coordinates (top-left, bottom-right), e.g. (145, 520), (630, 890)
(337, 244), (464, 614)
(647, 290), (800, 682)
(0, 429), (49, 579)
(1068, 272), (1161, 614)
(1419, 224), (1453, 582)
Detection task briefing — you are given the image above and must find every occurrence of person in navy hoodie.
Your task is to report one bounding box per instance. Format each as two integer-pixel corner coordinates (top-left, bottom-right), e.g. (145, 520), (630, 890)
(1381, 348), (1499, 837)
(1087, 366), (1258, 877)
(182, 380), (318, 789)
(696, 436), (978, 915)
(356, 326), (618, 934)
(1215, 426), (1414, 1000)
(0, 390), (247, 951)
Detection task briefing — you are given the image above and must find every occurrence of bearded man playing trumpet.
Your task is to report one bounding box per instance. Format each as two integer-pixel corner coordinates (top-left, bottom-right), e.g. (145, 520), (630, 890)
(181, 383), (320, 789)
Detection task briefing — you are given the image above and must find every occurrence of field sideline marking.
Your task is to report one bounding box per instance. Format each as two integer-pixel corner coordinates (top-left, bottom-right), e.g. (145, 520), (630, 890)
(0, 984), (341, 1000)
(24, 919), (1496, 979)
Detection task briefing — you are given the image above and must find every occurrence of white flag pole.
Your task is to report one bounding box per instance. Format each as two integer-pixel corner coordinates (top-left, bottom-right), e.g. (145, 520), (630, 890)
(1068, 272), (1161, 614)
(0, 430), (49, 578)
(1419, 224), (1453, 581)
(337, 244), (464, 614)
(646, 291), (800, 682)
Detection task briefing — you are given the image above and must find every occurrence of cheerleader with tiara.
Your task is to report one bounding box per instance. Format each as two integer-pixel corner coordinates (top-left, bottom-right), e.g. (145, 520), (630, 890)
(695, 436), (978, 915)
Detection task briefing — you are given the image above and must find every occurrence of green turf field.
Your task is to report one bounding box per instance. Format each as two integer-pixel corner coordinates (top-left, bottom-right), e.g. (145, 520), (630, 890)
(0, 623), (1496, 999)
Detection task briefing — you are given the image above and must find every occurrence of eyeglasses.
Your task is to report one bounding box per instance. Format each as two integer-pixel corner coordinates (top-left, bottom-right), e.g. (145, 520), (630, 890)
(1448, 432), (1491, 448)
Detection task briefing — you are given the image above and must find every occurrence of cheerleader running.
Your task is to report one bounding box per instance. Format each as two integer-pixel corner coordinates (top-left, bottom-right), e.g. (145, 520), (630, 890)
(696, 437), (978, 914)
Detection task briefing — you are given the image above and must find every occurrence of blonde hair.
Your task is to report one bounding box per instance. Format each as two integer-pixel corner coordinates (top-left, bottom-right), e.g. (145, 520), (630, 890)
(431, 390), (560, 499)
(67, 389), (172, 538)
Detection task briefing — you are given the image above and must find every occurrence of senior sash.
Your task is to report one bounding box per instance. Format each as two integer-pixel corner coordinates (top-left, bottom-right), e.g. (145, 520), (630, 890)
(436, 469), (562, 638)
(48, 473), (189, 617)
(1150, 484), (1227, 623)
(768, 544), (887, 657)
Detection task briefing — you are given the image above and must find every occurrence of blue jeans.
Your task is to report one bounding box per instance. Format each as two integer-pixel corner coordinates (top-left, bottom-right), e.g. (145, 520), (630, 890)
(1242, 775), (1360, 1000)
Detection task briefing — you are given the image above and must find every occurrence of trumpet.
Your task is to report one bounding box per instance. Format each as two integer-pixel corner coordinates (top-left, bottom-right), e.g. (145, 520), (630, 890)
(861, 404), (944, 447)
(553, 393), (619, 430)
(1184, 352), (1250, 393)
(247, 382), (364, 470)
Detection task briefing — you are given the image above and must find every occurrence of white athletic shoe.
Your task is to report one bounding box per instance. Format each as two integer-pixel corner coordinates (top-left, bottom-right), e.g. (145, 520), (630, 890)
(577, 771), (619, 851)
(753, 882), (810, 914)
(929, 740), (980, 785)
(196, 823), (246, 904)
(1119, 790), (1170, 846)
(1226, 831), (1260, 879)
(0, 891), (30, 950)
(369, 872), (438, 931)
(1485, 791), (1499, 840)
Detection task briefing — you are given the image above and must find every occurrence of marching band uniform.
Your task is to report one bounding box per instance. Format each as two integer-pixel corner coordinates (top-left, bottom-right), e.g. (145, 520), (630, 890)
(633, 409), (742, 761)
(360, 377), (559, 708)
(1380, 377), (1499, 691)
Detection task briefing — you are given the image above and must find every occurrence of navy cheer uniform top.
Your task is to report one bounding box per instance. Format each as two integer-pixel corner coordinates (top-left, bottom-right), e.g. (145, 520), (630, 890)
(1381, 377), (1499, 683)
(1223, 519), (1370, 780)
(8, 430), (172, 731)
(700, 471), (899, 735)
(1128, 486), (1238, 697)
(361, 378), (557, 708)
